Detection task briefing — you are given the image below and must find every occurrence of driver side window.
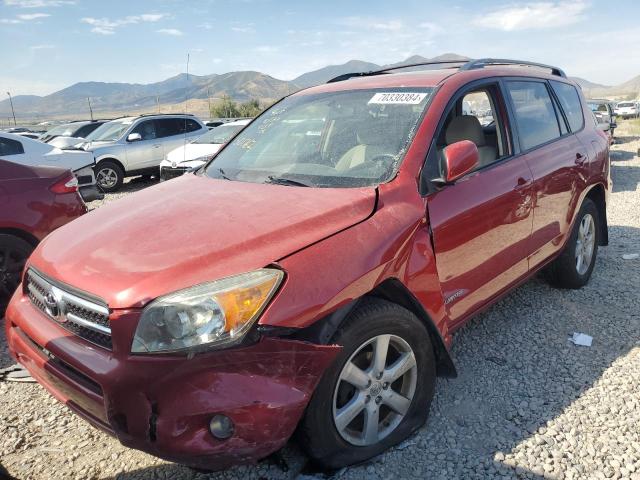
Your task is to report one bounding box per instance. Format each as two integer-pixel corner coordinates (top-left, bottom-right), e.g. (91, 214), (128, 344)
(437, 84), (510, 171)
(131, 120), (157, 141)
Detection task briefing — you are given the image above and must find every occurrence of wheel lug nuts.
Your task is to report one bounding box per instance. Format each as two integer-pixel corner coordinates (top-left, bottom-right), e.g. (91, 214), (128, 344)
(376, 372), (383, 379)
(367, 380), (372, 387)
(383, 382), (389, 390)
(375, 396), (382, 404)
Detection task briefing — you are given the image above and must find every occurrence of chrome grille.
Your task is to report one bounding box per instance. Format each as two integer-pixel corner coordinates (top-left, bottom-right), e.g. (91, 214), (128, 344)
(25, 269), (112, 349)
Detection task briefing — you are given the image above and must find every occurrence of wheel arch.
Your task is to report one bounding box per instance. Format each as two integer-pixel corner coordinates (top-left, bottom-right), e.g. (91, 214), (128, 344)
(96, 157), (126, 175)
(584, 183), (608, 246)
(0, 227), (39, 247)
(280, 278), (457, 378)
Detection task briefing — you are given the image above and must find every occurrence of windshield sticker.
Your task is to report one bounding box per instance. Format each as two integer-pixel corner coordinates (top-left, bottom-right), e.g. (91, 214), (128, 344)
(368, 92), (428, 105)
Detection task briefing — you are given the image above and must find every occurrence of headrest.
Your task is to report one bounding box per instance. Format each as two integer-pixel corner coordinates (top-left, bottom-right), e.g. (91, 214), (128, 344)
(445, 115), (485, 146)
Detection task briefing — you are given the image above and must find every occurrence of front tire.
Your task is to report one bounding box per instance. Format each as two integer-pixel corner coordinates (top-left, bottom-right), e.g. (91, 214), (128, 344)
(95, 160), (124, 193)
(545, 198), (599, 289)
(298, 298), (436, 469)
(0, 234), (34, 315)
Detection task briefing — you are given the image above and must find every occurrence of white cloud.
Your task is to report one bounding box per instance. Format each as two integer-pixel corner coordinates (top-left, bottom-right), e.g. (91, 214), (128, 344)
(30, 43), (54, 49)
(338, 16), (404, 31)
(255, 45), (278, 53)
(17, 12), (49, 20)
(472, 1), (589, 31)
(0, 18), (21, 23)
(81, 13), (167, 35)
(3, 0), (74, 7)
(157, 28), (183, 36)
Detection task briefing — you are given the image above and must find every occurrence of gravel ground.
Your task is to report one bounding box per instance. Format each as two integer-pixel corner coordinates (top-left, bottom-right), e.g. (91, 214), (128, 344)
(1, 124), (639, 480)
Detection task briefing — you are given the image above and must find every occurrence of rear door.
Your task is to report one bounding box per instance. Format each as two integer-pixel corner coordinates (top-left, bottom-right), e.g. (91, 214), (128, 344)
(426, 81), (534, 325)
(158, 118), (199, 161)
(504, 80), (588, 270)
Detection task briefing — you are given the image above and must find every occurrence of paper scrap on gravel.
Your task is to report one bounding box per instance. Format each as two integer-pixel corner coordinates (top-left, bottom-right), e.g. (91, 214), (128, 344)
(622, 253), (639, 260)
(569, 332), (593, 347)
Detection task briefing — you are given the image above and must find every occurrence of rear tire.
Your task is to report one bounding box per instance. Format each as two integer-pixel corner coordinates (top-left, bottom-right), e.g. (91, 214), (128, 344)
(95, 160), (124, 193)
(0, 234), (33, 315)
(298, 298), (436, 470)
(545, 198), (599, 289)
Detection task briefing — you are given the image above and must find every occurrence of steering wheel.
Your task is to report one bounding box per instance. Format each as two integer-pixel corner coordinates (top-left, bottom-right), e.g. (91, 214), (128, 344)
(346, 153), (396, 176)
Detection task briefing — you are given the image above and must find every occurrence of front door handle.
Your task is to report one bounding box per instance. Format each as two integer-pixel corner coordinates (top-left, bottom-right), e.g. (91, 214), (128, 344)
(514, 177), (531, 191)
(575, 153), (587, 165)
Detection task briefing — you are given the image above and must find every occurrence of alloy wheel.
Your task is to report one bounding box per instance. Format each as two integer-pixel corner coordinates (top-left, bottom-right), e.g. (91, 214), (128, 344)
(97, 168), (118, 189)
(575, 213), (595, 275)
(332, 334), (417, 446)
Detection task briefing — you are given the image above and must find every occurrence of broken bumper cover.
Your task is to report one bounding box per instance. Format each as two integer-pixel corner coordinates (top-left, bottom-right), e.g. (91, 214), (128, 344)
(5, 292), (340, 471)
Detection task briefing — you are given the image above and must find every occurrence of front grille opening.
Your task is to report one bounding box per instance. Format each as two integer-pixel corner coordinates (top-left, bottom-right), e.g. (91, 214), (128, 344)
(25, 269), (112, 350)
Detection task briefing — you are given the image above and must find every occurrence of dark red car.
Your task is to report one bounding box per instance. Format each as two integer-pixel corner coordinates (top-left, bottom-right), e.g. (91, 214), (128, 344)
(6, 59), (610, 471)
(0, 160), (86, 313)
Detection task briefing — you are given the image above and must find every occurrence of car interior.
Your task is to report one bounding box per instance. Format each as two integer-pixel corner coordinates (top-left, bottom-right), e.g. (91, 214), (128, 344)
(436, 87), (507, 172)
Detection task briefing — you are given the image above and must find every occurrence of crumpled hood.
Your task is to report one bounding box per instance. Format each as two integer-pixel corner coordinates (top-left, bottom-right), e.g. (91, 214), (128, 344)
(30, 174), (376, 308)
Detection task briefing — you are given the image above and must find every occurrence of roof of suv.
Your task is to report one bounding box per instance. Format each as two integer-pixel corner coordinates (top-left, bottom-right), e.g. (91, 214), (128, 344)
(300, 59), (574, 96)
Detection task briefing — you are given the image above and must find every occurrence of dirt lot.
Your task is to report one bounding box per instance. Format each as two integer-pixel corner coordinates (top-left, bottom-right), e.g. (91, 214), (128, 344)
(1, 122), (639, 480)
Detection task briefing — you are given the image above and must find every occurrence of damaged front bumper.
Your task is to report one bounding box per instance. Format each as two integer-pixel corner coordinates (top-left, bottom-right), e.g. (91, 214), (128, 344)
(5, 292), (340, 471)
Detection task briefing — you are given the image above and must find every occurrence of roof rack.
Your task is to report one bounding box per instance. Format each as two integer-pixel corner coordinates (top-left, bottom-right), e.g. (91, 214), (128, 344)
(326, 60), (467, 83)
(326, 57), (566, 84)
(460, 58), (566, 78)
(137, 113), (195, 117)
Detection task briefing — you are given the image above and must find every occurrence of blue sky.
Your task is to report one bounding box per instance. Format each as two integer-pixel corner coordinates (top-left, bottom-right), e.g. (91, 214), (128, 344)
(1, 0), (639, 96)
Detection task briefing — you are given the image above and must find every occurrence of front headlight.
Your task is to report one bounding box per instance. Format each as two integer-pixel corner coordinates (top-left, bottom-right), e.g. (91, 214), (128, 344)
(132, 269), (284, 354)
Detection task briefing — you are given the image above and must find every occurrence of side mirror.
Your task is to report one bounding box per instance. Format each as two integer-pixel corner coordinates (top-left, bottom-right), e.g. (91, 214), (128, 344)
(127, 132), (142, 142)
(443, 140), (479, 183)
(597, 123), (610, 132)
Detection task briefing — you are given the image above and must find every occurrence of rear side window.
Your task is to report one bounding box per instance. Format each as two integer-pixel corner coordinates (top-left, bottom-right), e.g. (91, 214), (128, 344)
(156, 118), (183, 138)
(506, 81), (561, 151)
(0, 137), (25, 156)
(185, 119), (202, 132)
(550, 81), (584, 132)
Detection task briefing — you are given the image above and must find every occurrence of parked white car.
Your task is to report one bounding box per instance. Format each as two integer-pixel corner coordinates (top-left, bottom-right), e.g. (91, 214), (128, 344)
(614, 101), (639, 119)
(0, 132), (101, 201)
(80, 114), (207, 192)
(159, 119), (250, 181)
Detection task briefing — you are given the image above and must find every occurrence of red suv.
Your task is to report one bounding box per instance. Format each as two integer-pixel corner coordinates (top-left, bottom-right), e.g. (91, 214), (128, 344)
(1, 159), (87, 313)
(5, 59), (610, 471)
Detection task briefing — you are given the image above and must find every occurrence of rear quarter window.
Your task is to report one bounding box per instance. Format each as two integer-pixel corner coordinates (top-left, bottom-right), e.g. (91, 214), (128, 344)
(550, 81), (585, 132)
(506, 81), (561, 151)
(0, 137), (25, 156)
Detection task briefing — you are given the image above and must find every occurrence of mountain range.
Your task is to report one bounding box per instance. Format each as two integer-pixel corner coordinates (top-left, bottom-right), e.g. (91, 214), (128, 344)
(1, 53), (638, 121)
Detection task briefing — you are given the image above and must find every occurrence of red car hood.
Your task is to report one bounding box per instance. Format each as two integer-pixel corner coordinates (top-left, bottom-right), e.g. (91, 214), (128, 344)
(29, 174), (375, 308)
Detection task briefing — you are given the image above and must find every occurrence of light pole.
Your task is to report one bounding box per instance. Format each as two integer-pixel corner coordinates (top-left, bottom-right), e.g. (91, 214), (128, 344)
(6, 92), (16, 126)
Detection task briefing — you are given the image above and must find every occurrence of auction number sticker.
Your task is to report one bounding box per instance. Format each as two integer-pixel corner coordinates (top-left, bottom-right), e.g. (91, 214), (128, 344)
(368, 92), (427, 105)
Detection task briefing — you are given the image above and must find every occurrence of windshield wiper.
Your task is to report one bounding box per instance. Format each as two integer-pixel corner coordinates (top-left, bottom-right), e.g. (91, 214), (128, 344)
(264, 175), (312, 187)
(217, 168), (231, 180)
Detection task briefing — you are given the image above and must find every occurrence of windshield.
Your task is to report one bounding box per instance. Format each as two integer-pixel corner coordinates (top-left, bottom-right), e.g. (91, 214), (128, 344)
(194, 123), (245, 144)
(45, 123), (75, 137)
(85, 120), (132, 142)
(204, 88), (433, 188)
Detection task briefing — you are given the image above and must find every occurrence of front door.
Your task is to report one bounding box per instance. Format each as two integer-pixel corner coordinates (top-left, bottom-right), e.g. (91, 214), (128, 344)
(125, 120), (163, 171)
(425, 82), (534, 325)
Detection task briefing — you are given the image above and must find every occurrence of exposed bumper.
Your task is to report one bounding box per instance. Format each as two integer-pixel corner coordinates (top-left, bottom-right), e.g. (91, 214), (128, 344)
(5, 291), (340, 470)
(79, 185), (104, 202)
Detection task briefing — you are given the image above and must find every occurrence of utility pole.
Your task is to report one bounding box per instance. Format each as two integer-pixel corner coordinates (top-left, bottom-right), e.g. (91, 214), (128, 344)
(6, 92), (16, 126)
(87, 97), (94, 121)
(156, 96), (160, 114)
(207, 87), (212, 118)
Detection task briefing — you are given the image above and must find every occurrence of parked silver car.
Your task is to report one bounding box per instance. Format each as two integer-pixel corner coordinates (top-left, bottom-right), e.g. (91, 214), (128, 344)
(80, 114), (207, 192)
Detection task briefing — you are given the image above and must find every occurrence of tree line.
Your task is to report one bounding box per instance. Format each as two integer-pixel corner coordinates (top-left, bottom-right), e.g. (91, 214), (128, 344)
(210, 96), (267, 118)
